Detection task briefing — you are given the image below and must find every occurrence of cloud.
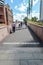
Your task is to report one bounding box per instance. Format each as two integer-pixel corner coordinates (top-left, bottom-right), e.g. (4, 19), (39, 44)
(13, 0), (39, 21)
(23, 0), (27, 5)
(13, 11), (39, 21)
(14, 0), (28, 21)
(14, 0), (28, 12)
(10, 0), (14, 3)
(15, 5), (18, 9)
(18, 4), (27, 12)
(32, 11), (39, 19)
(33, 0), (38, 6)
(13, 13), (27, 21)
(28, 11), (39, 19)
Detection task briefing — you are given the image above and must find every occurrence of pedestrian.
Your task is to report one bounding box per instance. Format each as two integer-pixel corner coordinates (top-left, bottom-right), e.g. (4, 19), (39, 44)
(19, 23), (20, 28)
(21, 22), (22, 27)
(12, 23), (16, 32)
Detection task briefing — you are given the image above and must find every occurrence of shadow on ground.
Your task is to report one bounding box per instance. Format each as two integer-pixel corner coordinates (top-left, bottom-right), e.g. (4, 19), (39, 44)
(1, 26), (43, 47)
(27, 26), (43, 46)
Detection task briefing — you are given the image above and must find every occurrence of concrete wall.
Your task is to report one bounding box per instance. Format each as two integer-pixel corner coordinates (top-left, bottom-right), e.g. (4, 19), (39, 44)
(28, 23), (43, 41)
(0, 25), (9, 42)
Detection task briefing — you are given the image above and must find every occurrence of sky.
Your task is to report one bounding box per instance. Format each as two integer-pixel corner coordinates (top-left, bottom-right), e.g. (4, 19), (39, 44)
(5, 0), (40, 21)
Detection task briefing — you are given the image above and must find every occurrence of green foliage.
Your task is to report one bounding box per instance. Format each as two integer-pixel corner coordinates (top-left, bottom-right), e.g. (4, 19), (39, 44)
(31, 17), (38, 22)
(23, 17), (28, 22)
(28, 21), (43, 26)
(23, 17), (28, 25)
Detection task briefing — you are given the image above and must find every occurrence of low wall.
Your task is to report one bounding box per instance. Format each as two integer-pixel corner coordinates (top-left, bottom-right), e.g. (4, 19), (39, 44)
(0, 25), (9, 42)
(28, 23), (43, 41)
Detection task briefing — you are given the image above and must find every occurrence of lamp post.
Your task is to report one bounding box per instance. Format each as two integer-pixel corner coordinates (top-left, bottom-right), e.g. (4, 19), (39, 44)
(27, 0), (33, 18)
(31, 0), (33, 18)
(27, 0), (30, 18)
(40, 0), (43, 21)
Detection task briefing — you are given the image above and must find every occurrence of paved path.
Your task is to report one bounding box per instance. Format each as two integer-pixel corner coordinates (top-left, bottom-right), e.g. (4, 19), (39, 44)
(0, 24), (43, 65)
(0, 46), (43, 65)
(2, 24), (40, 44)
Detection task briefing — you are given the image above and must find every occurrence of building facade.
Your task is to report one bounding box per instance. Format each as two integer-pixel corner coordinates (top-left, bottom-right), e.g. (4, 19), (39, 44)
(40, 0), (43, 21)
(5, 4), (13, 25)
(0, 5), (5, 24)
(0, 4), (13, 25)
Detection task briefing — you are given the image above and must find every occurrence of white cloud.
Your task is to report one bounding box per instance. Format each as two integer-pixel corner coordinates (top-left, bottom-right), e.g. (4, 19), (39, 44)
(33, 0), (38, 6)
(14, 1), (28, 12)
(32, 11), (39, 19)
(15, 5), (18, 9)
(14, 0), (28, 21)
(13, 11), (39, 21)
(14, 0), (39, 21)
(23, 0), (27, 5)
(13, 13), (27, 21)
(18, 4), (27, 12)
(28, 11), (39, 19)
(10, 0), (14, 3)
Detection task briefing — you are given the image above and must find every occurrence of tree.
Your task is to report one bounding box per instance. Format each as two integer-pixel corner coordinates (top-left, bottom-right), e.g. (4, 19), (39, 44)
(23, 17), (28, 25)
(31, 17), (38, 22)
(31, 17), (34, 21)
(23, 17), (28, 22)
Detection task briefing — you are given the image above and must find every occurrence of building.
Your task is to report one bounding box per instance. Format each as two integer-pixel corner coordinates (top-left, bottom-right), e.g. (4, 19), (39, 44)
(0, 4), (13, 25)
(0, 5), (5, 24)
(40, 0), (43, 21)
(5, 4), (13, 25)
(0, 0), (6, 24)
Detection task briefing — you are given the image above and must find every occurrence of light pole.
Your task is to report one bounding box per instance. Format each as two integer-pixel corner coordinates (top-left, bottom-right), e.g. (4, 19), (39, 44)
(27, 0), (31, 18)
(27, 0), (33, 19)
(40, 0), (42, 21)
(31, 0), (33, 18)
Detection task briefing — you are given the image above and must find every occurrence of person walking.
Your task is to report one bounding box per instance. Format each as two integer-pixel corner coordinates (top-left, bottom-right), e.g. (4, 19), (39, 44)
(12, 23), (16, 32)
(21, 22), (22, 27)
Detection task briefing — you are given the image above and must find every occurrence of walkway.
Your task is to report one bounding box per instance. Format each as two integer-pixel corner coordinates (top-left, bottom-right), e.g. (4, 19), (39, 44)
(2, 24), (40, 45)
(0, 24), (43, 65)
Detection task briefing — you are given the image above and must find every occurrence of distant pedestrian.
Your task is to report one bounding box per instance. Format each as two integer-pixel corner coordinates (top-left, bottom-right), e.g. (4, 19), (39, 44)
(21, 22), (22, 27)
(19, 23), (21, 28)
(12, 23), (16, 32)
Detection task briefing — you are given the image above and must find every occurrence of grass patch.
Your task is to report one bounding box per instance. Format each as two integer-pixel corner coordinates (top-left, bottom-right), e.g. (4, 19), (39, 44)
(27, 21), (43, 26)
